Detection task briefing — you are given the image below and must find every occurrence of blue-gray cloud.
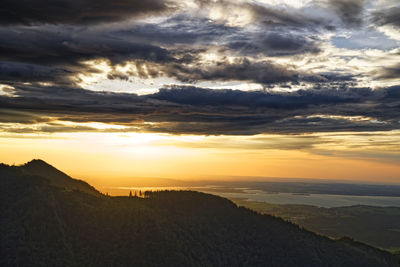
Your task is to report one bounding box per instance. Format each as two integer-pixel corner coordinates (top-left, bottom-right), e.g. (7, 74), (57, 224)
(0, 0), (399, 136)
(0, 0), (172, 26)
(372, 6), (400, 29)
(0, 85), (399, 135)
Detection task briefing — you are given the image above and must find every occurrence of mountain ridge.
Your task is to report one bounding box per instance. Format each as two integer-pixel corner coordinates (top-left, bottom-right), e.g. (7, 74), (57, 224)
(0, 159), (100, 196)
(0, 160), (398, 266)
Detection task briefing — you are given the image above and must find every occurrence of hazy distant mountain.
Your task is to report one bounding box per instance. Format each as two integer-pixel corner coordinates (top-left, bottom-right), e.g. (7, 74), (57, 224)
(0, 160), (398, 267)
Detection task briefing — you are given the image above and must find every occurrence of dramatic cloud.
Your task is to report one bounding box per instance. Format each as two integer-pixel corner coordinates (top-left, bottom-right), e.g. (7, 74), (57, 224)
(0, 26), (173, 66)
(196, 0), (330, 29)
(0, 85), (398, 135)
(373, 63), (400, 80)
(0, 25), (177, 85)
(372, 6), (400, 28)
(0, 0), (172, 25)
(0, 21), (324, 87)
(227, 32), (321, 56)
(326, 0), (365, 27)
(0, 0), (399, 137)
(0, 61), (87, 85)
(142, 58), (315, 85)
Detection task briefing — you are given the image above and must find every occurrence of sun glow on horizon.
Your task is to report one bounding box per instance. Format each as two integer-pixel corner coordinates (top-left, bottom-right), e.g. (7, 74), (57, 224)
(1, 130), (399, 187)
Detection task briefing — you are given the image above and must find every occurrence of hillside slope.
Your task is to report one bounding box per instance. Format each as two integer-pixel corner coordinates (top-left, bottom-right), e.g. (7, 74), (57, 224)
(0, 159), (100, 196)
(231, 198), (400, 251)
(0, 161), (398, 267)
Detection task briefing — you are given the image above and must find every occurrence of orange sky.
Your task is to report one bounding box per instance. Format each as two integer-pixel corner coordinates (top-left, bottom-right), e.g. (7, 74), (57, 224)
(1, 131), (399, 187)
(1, 0), (400, 189)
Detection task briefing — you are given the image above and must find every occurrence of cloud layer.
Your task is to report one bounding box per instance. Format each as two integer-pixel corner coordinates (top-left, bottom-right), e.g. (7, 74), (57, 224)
(0, 0), (171, 25)
(1, 84), (399, 135)
(0, 0), (399, 136)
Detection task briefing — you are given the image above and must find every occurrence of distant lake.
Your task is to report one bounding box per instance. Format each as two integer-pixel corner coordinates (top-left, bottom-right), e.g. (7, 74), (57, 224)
(210, 190), (400, 208)
(112, 186), (400, 208)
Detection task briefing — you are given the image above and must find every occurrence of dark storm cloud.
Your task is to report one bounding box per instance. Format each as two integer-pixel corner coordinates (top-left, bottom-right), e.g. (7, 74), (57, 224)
(155, 58), (309, 85)
(0, 26), (172, 66)
(0, 0), (335, 88)
(0, 84), (399, 135)
(114, 14), (322, 58)
(0, 0), (398, 137)
(114, 15), (237, 46)
(0, 0), (370, 89)
(227, 33), (321, 57)
(260, 33), (319, 54)
(0, 19), (326, 87)
(0, 20), (326, 86)
(0, 61), (86, 85)
(148, 86), (357, 107)
(116, 55), (353, 86)
(373, 63), (400, 80)
(0, 25), (177, 85)
(249, 3), (328, 29)
(156, 58), (354, 85)
(323, 0), (365, 27)
(0, 109), (51, 124)
(0, 16), (218, 70)
(196, 0), (331, 29)
(372, 6), (400, 28)
(0, 0), (172, 26)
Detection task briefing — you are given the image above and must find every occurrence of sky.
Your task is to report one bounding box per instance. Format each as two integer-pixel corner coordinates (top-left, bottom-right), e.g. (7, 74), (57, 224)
(0, 0), (399, 185)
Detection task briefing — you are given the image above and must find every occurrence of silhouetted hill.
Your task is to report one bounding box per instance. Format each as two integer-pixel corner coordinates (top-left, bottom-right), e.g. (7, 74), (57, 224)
(0, 159), (100, 196)
(0, 160), (398, 267)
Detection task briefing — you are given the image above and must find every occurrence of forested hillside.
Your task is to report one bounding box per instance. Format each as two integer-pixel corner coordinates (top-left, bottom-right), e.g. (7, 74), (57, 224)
(231, 198), (400, 251)
(0, 161), (398, 267)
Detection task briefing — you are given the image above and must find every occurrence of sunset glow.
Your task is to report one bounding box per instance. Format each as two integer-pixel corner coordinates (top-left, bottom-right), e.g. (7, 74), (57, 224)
(0, 0), (399, 187)
(1, 130), (399, 188)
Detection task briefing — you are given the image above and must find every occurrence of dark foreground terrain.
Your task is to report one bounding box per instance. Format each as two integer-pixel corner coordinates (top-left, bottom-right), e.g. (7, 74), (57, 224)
(0, 160), (398, 267)
(232, 198), (400, 252)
